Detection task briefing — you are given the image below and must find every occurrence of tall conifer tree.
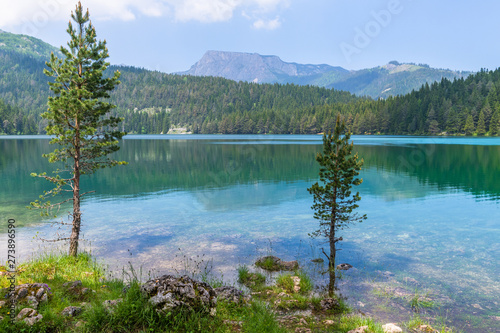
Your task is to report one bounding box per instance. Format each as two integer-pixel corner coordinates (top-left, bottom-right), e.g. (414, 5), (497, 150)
(30, 2), (126, 256)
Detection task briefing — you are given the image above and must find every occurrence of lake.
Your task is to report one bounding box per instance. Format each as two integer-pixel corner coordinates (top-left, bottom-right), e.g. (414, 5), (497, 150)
(1, 135), (499, 332)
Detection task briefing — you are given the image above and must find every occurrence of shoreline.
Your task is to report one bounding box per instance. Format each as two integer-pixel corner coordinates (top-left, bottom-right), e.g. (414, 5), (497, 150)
(0, 251), (454, 333)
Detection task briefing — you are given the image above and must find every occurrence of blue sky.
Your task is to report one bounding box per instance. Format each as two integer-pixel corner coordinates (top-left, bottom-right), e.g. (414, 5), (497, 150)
(1, 0), (499, 73)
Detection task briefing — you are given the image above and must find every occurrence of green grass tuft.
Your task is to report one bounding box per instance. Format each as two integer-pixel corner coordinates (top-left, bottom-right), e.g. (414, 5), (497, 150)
(237, 265), (265, 290)
(241, 301), (287, 333)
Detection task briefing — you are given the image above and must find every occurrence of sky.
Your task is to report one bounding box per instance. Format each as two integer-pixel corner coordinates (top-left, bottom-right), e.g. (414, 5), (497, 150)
(0, 0), (499, 73)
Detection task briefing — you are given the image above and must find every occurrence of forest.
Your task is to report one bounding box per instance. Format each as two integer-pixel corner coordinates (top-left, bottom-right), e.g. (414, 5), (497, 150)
(1, 45), (499, 136)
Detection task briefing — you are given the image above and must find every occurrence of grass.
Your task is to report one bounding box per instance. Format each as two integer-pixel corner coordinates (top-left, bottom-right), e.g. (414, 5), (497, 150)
(2, 253), (280, 332)
(402, 314), (458, 332)
(276, 274), (294, 293)
(275, 270), (313, 295)
(337, 315), (386, 333)
(241, 302), (287, 333)
(0, 252), (416, 333)
(408, 290), (435, 312)
(237, 265), (266, 290)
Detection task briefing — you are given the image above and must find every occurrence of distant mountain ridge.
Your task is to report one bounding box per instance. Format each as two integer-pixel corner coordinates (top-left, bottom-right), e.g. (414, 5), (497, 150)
(180, 50), (348, 83)
(0, 29), (61, 61)
(180, 51), (473, 98)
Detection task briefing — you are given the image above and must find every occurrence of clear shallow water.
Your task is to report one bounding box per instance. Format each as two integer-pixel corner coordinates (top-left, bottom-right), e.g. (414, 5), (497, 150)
(1, 135), (499, 332)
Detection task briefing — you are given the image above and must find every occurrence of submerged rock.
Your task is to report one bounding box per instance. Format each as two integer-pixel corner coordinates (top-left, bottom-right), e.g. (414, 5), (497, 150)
(255, 255), (299, 271)
(141, 275), (217, 316)
(336, 263), (353, 270)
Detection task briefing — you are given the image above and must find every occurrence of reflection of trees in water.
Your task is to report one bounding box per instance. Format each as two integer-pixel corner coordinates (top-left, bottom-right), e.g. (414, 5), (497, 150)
(1, 139), (499, 206)
(357, 144), (500, 199)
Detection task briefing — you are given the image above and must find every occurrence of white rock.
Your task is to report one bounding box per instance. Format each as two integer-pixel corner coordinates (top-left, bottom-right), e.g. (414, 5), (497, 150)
(382, 323), (402, 333)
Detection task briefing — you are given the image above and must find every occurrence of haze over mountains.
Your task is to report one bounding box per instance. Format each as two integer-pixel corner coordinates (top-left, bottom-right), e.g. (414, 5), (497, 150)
(180, 51), (472, 98)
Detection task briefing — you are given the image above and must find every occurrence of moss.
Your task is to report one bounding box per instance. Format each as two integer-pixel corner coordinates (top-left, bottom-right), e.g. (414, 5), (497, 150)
(255, 256), (281, 271)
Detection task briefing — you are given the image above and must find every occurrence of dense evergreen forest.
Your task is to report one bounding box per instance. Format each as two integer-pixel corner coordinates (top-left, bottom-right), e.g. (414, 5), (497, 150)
(0, 48), (357, 135)
(1, 43), (499, 136)
(194, 68), (500, 136)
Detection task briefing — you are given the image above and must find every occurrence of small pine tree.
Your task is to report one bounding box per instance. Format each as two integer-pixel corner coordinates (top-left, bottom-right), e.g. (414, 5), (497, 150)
(490, 109), (500, 136)
(308, 115), (366, 295)
(30, 2), (126, 256)
(464, 114), (475, 136)
(477, 111), (486, 136)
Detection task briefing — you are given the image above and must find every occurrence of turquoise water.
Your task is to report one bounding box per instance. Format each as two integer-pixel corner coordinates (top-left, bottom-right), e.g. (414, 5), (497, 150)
(0, 135), (499, 332)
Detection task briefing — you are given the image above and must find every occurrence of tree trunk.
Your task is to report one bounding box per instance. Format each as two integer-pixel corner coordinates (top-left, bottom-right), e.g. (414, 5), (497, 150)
(69, 119), (81, 257)
(328, 220), (336, 297)
(328, 190), (337, 297)
(69, 162), (81, 256)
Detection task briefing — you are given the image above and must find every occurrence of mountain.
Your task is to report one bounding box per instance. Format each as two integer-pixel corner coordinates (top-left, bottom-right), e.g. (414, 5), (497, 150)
(0, 29), (60, 61)
(180, 52), (472, 98)
(180, 50), (348, 84)
(324, 61), (472, 98)
(2, 29), (498, 137)
(0, 30), (358, 135)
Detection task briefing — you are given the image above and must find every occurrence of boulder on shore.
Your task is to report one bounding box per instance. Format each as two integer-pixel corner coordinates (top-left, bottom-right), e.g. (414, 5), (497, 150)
(15, 307), (43, 326)
(62, 280), (92, 298)
(382, 323), (403, 333)
(141, 275), (217, 316)
(215, 286), (251, 304)
(61, 306), (83, 317)
(320, 298), (340, 311)
(6, 283), (50, 309)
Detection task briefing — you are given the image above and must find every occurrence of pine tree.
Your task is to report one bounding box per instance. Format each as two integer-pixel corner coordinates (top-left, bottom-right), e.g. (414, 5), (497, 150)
(477, 111), (486, 136)
(30, 2), (126, 256)
(464, 114), (475, 136)
(490, 109), (500, 136)
(426, 105), (440, 135)
(307, 115), (366, 295)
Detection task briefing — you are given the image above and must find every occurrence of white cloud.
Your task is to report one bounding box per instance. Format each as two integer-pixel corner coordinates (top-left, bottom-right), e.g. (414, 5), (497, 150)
(253, 0), (289, 12)
(169, 0), (241, 22)
(0, 0), (287, 31)
(253, 16), (281, 30)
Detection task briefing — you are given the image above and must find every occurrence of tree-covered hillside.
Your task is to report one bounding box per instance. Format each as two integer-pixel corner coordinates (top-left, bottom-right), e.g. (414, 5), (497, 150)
(0, 29), (498, 136)
(0, 44), (359, 135)
(0, 29), (60, 61)
(200, 68), (500, 135)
